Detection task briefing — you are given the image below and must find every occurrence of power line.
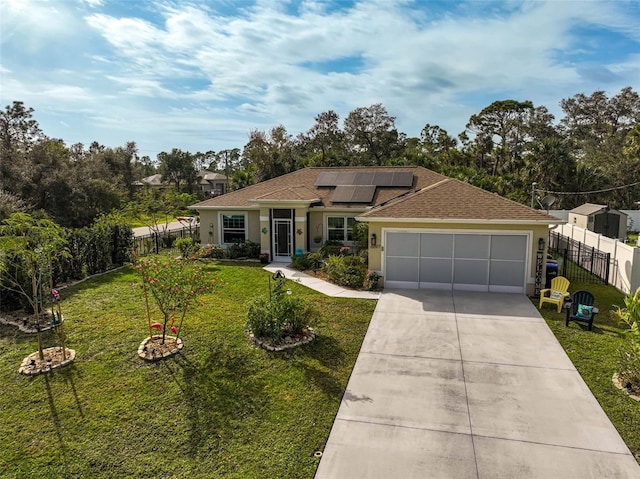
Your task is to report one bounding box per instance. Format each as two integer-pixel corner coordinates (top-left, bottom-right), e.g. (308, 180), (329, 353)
(536, 180), (640, 196)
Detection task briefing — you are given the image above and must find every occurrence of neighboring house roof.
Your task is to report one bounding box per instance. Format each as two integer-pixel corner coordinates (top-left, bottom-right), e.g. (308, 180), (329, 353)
(189, 166), (561, 224)
(197, 171), (227, 182)
(190, 167), (449, 209)
(133, 174), (166, 187)
(570, 203), (627, 216)
(359, 178), (561, 223)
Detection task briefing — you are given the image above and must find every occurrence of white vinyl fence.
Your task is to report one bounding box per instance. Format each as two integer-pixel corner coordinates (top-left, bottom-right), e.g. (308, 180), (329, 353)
(553, 224), (640, 294)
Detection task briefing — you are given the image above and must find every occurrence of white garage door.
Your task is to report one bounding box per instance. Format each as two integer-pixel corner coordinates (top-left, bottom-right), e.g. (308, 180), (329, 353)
(385, 232), (528, 293)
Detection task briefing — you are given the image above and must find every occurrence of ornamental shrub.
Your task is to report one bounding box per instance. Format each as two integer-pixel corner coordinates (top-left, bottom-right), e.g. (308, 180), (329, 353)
(175, 237), (200, 258)
(227, 239), (261, 259)
(246, 276), (316, 342)
(324, 255), (367, 289)
(614, 287), (640, 394)
(291, 253), (311, 271)
(319, 240), (343, 258)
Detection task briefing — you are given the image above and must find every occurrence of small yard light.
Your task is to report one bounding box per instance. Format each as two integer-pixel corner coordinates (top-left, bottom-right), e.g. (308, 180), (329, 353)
(538, 237), (545, 251)
(370, 233), (376, 246)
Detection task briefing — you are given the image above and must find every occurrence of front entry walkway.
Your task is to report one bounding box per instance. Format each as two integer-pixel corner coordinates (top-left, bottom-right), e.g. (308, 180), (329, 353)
(315, 289), (640, 478)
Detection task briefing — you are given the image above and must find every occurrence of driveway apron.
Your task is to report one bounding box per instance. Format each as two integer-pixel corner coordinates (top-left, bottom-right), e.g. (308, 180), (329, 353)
(315, 289), (640, 479)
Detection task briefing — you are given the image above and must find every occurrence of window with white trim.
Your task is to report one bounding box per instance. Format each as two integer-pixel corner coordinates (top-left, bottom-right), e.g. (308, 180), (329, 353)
(327, 216), (356, 242)
(221, 213), (247, 243)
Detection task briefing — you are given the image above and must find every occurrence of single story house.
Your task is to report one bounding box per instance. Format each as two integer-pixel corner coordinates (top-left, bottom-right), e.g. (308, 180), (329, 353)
(568, 203), (627, 240)
(132, 174), (171, 190)
(189, 167), (563, 295)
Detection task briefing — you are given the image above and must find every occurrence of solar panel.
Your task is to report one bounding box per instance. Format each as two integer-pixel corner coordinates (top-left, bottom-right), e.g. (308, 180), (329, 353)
(330, 185), (376, 203)
(373, 172), (394, 186)
(351, 185), (376, 202)
(316, 170), (414, 187)
(335, 172), (358, 185)
(315, 172), (339, 187)
(390, 172), (414, 187)
(354, 172), (376, 185)
(330, 185), (354, 202)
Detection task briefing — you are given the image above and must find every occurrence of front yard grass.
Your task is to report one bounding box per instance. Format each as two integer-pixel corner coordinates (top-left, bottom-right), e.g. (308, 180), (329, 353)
(537, 281), (640, 463)
(0, 261), (376, 478)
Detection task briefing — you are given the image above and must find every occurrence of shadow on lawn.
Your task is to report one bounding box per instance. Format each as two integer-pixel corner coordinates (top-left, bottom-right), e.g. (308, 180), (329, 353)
(280, 335), (347, 400)
(34, 365), (84, 478)
(164, 342), (267, 456)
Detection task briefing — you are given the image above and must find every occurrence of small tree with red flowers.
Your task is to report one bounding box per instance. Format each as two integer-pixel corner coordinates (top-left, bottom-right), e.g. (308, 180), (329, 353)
(131, 254), (213, 344)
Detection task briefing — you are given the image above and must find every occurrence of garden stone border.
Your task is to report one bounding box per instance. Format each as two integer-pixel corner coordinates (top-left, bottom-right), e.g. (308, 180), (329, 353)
(19, 347), (76, 375)
(249, 327), (316, 352)
(0, 311), (64, 334)
(612, 373), (640, 402)
(138, 334), (184, 361)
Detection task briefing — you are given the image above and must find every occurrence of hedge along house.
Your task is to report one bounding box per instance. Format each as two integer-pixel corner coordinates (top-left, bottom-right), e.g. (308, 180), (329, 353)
(189, 167), (563, 295)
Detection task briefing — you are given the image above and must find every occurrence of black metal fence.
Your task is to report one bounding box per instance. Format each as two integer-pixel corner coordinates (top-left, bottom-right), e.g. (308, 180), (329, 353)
(133, 226), (200, 256)
(548, 231), (610, 285)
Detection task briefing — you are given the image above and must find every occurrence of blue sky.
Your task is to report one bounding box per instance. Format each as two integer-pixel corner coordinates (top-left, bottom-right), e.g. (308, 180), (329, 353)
(1, 0), (639, 160)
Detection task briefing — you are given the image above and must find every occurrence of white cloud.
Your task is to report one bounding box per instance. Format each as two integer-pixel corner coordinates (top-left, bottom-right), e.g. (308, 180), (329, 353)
(1, 0), (638, 157)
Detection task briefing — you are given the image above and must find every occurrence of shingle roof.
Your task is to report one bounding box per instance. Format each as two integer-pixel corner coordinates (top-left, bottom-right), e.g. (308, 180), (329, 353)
(189, 166), (560, 224)
(190, 167), (449, 209)
(359, 178), (560, 223)
(137, 174), (165, 186)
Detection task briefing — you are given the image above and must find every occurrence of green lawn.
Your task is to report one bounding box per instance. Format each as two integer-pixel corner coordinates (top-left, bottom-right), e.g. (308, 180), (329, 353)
(0, 261), (376, 478)
(536, 281), (640, 463)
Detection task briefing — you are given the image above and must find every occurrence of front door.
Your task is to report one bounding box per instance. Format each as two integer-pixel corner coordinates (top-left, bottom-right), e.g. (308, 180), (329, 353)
(272, 218), (293, 262)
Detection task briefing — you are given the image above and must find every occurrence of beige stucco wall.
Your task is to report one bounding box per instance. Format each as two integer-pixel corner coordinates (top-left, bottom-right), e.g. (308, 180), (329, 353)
(365, 221), (551, 295)
(196, 209), (260, 246)
(308, 211), (325, 251)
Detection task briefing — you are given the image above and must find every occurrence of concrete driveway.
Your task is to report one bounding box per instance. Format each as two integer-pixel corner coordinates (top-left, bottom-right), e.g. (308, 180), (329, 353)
(315, 289), (640, 478)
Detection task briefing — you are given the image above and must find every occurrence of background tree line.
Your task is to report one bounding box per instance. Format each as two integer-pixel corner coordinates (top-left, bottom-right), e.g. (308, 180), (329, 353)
(1, 87), (639, 229)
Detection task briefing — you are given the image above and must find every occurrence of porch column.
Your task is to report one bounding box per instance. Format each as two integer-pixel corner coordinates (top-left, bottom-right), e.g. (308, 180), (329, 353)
(294, 208), (308, 254)
(259, 207), (271, 257)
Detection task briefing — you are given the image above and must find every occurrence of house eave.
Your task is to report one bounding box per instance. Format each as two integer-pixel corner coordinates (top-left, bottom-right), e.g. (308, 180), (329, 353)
(249, 199), (320, 207)
(189, 204), (261, 211)
(356, 216), (565, 225)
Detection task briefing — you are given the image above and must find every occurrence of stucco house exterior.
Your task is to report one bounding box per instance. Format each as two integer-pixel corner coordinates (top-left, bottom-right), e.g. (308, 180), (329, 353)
(197, 171), (228, 197)
(189, 167), (562, 295)
(568, 203), (628, 240)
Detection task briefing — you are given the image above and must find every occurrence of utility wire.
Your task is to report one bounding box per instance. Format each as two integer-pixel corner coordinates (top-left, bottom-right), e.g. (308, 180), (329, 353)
(535, 180), (640, 196)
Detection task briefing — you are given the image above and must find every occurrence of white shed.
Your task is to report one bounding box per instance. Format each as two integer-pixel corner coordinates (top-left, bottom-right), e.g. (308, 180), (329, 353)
(568, 203), (628, 239)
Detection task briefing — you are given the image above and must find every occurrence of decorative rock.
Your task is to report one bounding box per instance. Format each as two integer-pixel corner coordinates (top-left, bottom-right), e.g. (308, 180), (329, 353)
(612, 373), (640, 402)
(249, 327), (316, 352)
(19, 347), (76, 375)
(137, 335), (183, 361)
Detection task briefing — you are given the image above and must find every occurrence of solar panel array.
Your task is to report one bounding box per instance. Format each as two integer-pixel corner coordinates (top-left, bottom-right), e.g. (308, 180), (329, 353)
(330, 185), (376, 203)
(315, 171), (414, 188)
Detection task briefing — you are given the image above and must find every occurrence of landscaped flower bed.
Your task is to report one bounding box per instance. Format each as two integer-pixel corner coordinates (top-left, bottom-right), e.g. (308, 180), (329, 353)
(249, 327), (316, 352)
